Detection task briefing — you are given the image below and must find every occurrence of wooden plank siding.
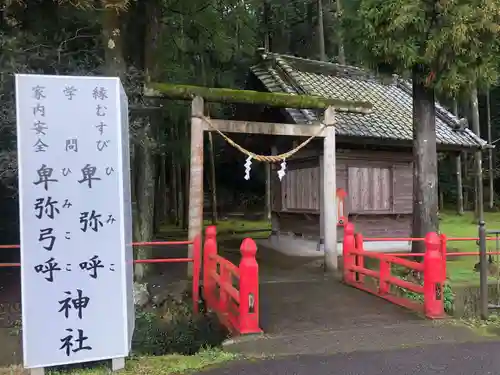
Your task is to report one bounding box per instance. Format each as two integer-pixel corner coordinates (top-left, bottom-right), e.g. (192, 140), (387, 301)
(273, 148), (414, 239)
(281, 164), (321, 211)
(277, 212), (411, 239)
(348, 166), (392, 213)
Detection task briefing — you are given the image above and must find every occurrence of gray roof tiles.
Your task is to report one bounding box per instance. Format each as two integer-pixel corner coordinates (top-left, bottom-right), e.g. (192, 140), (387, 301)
(251, 54), (486, 148)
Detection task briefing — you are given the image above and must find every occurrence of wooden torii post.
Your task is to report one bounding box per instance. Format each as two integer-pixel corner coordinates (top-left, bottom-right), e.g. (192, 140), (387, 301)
(144, 83), (372, 275)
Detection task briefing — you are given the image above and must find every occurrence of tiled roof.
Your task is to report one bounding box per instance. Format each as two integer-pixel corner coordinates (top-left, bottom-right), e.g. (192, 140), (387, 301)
(250, 53), (487, 149)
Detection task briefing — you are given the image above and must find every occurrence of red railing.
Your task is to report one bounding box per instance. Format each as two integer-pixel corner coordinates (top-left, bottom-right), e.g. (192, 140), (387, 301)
(0, 237), (202, 314)
(202, 226), (262, 335)
(360, 234), (500, 281)
(343, 223), (446, 319)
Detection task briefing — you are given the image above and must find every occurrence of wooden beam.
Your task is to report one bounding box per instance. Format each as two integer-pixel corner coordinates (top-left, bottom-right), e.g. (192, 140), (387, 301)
(203, 119), (326, 137)
(323, 107), (337, 271)
(145, 83), (372, 113)
(188, 97), (204, 276)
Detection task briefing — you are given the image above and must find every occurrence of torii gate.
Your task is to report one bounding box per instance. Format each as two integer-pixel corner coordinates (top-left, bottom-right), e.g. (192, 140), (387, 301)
(144, 84), (372, 275)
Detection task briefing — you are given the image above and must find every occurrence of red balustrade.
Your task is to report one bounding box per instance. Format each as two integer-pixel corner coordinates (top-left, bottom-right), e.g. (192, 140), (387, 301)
(202, 226), (261, 335)
(0, 237), (202, 314)
(342, 222), (446, 319)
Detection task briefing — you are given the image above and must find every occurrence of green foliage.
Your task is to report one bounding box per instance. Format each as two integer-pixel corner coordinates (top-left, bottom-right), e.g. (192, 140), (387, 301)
(399, 279), (454, 314)
(0, 1), (103, 191)
(443, 283), (455, 313)
(132, 306), (228, 356)
(403, 283), (454, 314)
(343, 0), (500, 93)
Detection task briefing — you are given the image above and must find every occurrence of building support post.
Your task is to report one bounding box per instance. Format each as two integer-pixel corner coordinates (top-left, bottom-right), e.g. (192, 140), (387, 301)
(323, 107), (337, 271)
(270, 145), (280, 238)
(265, 152), (272, 221)
(456, 153), (464, 215)
(188, 96), (204, 276)
(318, 153), (324, 253)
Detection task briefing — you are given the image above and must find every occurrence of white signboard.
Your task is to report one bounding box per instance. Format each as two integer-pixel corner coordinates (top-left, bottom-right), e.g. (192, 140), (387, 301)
(15, 74), (134, 369)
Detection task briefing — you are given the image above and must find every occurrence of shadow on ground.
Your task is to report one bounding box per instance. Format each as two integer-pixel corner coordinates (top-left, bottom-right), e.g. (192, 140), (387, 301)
(219, 241), (493, 356)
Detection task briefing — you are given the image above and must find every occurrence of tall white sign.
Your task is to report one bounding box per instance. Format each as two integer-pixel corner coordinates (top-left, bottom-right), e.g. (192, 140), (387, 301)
(15, 74), (134, 369)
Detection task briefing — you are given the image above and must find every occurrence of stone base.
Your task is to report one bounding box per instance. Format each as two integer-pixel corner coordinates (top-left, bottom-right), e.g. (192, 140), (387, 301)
(257, 233), (411, 258)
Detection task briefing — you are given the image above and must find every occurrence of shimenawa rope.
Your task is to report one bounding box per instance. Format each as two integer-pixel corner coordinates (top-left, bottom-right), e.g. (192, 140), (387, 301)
(197, 115), (328, 163)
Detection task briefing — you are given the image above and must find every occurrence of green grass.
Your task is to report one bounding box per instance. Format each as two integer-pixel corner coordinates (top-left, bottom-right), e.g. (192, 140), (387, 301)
(158, 218), (271, 242)
(3, 349), (239, 375)
(440, 210), (500, 284)
(157, 211), (500, 284)
(339, 211), (500, 285)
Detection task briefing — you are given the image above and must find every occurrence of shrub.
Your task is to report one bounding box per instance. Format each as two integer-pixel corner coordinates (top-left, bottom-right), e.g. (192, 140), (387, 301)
(132, 299), (228, 356)
(398, 272), (455, 314)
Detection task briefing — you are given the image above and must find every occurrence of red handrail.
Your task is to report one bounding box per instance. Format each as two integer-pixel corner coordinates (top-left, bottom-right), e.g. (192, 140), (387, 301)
(202, 226), (261, 335)
(0, 236), (203, 314)
(359, 236), (500, 243)
(0, 240), (194, 249)
(343, 222), (446, 319)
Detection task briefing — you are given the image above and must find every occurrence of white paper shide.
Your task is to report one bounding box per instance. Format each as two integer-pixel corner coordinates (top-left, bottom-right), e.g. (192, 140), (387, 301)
(15, 74), (134, 369)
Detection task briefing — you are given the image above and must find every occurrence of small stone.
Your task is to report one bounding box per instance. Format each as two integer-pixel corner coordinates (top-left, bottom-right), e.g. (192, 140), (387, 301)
(133, 282), (150, 308)
(151, 280), (190, 306)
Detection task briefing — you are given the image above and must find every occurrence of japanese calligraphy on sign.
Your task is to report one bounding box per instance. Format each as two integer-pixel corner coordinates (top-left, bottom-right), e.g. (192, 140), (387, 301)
(15, 74), (134, 369)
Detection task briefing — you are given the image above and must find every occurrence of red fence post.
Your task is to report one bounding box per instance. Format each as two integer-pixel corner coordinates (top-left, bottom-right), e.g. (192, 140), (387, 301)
(424, 232), (445, 319)
(219, 263), (229, 316)
(354, 233), (365, 283)
(238, 238), (262, 335)
(192, 234), (201, 314)
(203, 226), (217, 311)
(379, 258), (390, 295)
(343, 223), (355, 284)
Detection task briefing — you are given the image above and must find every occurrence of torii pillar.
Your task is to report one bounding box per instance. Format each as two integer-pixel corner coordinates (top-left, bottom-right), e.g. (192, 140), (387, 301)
(321, 107), (337, 271)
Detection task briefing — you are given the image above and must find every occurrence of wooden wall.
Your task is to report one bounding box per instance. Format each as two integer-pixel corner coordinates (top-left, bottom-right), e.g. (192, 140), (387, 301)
(272, 148), (414, 239)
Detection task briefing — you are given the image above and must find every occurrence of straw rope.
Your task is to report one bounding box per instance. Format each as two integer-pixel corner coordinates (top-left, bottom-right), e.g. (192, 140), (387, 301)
(197, 115), (328, 163)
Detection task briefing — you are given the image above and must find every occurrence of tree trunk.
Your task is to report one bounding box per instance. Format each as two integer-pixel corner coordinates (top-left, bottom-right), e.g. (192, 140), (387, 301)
(487, 89), (494, 210)
(263, 0), (271, 51)
(133, 0), (161, 280)
(154, 152), (167, 234)
(470, 85), (484, 222)
(200, 55), (218, 224)
(177, 162), (184, 227)
(464, 153), (469, 210)
(100, 2), (157, 279)
(100, 5), (126, 78)
(452, 99), (464, 215)
(411, 67), (439, 253)
(133, 121), (156, 281)
(334, 0), (346, 64)
(170, 154), (179, 225)
(455, 154), (464, 215)
(317, 0), (326, 61)
(207, 133), (218, 224)
(153, 154), (161, 234)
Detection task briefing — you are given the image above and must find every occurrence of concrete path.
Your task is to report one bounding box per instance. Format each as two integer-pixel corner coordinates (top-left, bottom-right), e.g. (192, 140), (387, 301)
(219, 244), (491, 356)
(222, 319), (489, 356)
(203, 341), (500, 375)
(258, 277), (422, 334)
